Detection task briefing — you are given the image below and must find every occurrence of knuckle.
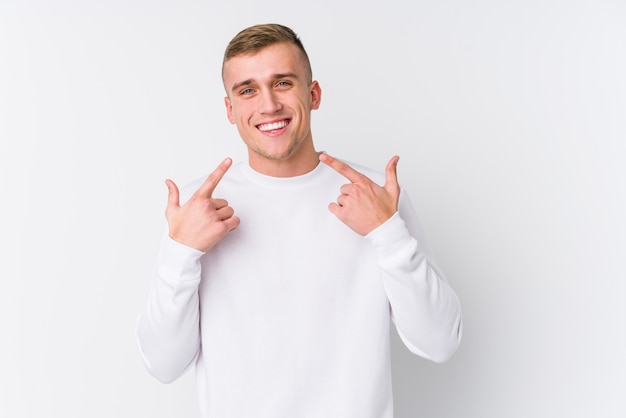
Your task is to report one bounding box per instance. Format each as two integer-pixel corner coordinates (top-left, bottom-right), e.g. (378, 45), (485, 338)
(213, 222), (229, 236)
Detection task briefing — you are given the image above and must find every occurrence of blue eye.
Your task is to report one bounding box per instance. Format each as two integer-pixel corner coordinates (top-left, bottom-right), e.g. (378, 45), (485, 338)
(276, 81), (291, 87)
(241, 88), (254, 95)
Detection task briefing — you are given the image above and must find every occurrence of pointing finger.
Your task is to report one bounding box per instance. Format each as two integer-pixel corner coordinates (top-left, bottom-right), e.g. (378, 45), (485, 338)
(319, 153), (368, 184)
(197, 157), (233, 197)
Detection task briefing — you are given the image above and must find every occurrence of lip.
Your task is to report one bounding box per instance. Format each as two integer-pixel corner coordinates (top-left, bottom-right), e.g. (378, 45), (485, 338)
(256, 118), (291, 134)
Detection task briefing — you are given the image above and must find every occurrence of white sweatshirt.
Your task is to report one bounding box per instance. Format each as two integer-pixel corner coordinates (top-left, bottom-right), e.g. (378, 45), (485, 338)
(136, 160), (462, 418)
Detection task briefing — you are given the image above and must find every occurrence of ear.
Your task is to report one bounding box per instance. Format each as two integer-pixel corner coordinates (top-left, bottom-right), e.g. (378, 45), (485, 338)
(310, 81), (322, 110)
(224, 96), (235, 124)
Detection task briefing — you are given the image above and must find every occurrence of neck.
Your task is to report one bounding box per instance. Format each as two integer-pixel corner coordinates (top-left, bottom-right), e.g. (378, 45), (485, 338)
(249, 151), (321, 178)
(248, 140), (321, 177)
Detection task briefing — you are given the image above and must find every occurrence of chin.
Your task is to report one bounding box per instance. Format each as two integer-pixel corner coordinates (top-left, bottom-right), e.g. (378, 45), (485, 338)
(260, 146), (299, 161)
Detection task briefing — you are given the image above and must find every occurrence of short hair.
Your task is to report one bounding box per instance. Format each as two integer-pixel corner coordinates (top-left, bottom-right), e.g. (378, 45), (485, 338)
(222, 23), (313, 83)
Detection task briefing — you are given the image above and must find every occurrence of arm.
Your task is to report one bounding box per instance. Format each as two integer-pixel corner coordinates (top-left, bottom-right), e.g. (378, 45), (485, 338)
(136, 158), (240, 383)
(367, 192), (462, 363)
(319, 153), (462, 362)
(135, 234), (204, 383)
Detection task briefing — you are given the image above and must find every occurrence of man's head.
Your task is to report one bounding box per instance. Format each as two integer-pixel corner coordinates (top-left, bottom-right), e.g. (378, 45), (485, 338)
(221, 24), (321, 177)
(222, 23), (312, 85)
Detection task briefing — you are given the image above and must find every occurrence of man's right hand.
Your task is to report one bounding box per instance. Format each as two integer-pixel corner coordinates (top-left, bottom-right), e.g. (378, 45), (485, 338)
(165, 158), (240, 252)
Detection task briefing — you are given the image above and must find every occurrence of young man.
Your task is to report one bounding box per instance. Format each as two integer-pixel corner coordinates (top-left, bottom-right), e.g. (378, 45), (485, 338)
(136, 23), (462, 418)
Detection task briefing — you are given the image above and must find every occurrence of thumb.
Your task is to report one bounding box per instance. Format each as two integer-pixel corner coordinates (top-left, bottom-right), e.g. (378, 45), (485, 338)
(164, 179), (180, 216)
(384, 156), (400, 196)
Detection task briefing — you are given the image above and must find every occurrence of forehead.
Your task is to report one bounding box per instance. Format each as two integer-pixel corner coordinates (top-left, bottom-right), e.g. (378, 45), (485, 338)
(223, 42), (308, 85)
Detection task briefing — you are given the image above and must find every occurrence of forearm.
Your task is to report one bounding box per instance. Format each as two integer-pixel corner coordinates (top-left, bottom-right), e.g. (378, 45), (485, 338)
(136, 234), (204, 383)
(367, 197), (463, 363)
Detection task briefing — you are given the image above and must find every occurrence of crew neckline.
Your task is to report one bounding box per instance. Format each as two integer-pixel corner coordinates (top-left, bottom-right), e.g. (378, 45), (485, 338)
(237, 161), (331, 188)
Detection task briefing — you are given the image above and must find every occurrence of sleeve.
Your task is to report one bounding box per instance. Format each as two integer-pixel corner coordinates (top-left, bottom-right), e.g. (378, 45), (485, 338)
(135, 228), (205, 383)
(366, 189), (463, 363)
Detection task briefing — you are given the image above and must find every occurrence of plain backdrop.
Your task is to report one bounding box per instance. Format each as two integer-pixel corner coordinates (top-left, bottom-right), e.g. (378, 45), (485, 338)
(1, 0), (625, 417)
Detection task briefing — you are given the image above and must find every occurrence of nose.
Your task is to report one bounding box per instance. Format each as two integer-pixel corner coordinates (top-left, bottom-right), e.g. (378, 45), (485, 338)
(258, 89), (282, 114)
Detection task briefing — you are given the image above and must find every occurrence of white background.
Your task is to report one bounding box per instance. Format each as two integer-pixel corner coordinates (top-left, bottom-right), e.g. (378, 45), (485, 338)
(1, 0), (625, 417)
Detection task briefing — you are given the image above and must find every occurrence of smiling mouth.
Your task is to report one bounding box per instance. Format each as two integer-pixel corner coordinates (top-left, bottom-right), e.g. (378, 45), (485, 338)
(257, 119), (290, 132)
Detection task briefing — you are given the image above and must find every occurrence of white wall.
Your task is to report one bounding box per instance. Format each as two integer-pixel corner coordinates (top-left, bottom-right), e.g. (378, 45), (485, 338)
(1, 0), (624, 417)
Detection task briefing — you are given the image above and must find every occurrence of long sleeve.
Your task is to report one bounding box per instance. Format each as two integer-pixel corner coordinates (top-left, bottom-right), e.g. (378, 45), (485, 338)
(366, 190), (463, 363)
(135, 231), (204, 383)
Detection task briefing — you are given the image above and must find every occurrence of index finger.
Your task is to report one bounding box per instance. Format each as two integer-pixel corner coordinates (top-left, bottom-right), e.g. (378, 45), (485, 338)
(196, 157), (233, 197)
(319, 153), (368, 183)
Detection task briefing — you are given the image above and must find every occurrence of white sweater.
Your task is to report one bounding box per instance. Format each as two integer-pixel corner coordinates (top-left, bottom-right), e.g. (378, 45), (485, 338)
(136, 160), (462, 418)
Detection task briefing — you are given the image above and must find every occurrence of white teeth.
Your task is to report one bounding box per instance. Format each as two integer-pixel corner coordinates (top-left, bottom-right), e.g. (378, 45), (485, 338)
(258, 120), (288, 131)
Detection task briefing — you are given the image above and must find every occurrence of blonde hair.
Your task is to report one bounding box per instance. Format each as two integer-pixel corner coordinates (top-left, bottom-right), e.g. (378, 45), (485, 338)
(222, 23), (312, 83)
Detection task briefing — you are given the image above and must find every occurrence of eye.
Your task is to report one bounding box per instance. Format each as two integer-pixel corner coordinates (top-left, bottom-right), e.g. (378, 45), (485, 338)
(240, 88), (255, 95)
(276, 80), (292, 88)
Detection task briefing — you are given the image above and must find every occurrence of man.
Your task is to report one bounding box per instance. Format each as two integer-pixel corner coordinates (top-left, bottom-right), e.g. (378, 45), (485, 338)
(136, 23), (462, 418)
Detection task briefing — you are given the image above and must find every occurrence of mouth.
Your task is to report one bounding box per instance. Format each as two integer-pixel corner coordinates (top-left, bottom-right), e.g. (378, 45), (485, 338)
(257, 119), (290, 134)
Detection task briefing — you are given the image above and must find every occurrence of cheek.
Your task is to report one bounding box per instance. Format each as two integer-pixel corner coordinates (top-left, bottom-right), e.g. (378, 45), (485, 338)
(231, 102), (255, 123)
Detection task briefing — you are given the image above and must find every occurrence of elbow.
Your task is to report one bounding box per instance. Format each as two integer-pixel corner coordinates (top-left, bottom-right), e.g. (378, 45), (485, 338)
(136, 332), (199, 384)
(135, 314), (199, 384)
(140, 349), (197, 384)
(425, 339), (460, 364)
(425, 316), (463, 363)
(146, 364), (184, 384)
(399, 315), (463, 364)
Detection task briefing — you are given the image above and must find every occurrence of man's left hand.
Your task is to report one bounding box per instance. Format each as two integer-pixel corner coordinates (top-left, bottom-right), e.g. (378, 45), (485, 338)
(319, 153), (401, 236)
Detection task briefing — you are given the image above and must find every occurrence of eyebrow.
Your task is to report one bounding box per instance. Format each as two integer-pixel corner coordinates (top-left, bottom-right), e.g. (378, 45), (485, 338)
(231, 79), (254, 93)
(230, 72), (299, 93)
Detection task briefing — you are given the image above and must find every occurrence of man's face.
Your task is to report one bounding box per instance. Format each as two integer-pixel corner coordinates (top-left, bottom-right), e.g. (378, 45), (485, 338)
(223, 42), (321, 174)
